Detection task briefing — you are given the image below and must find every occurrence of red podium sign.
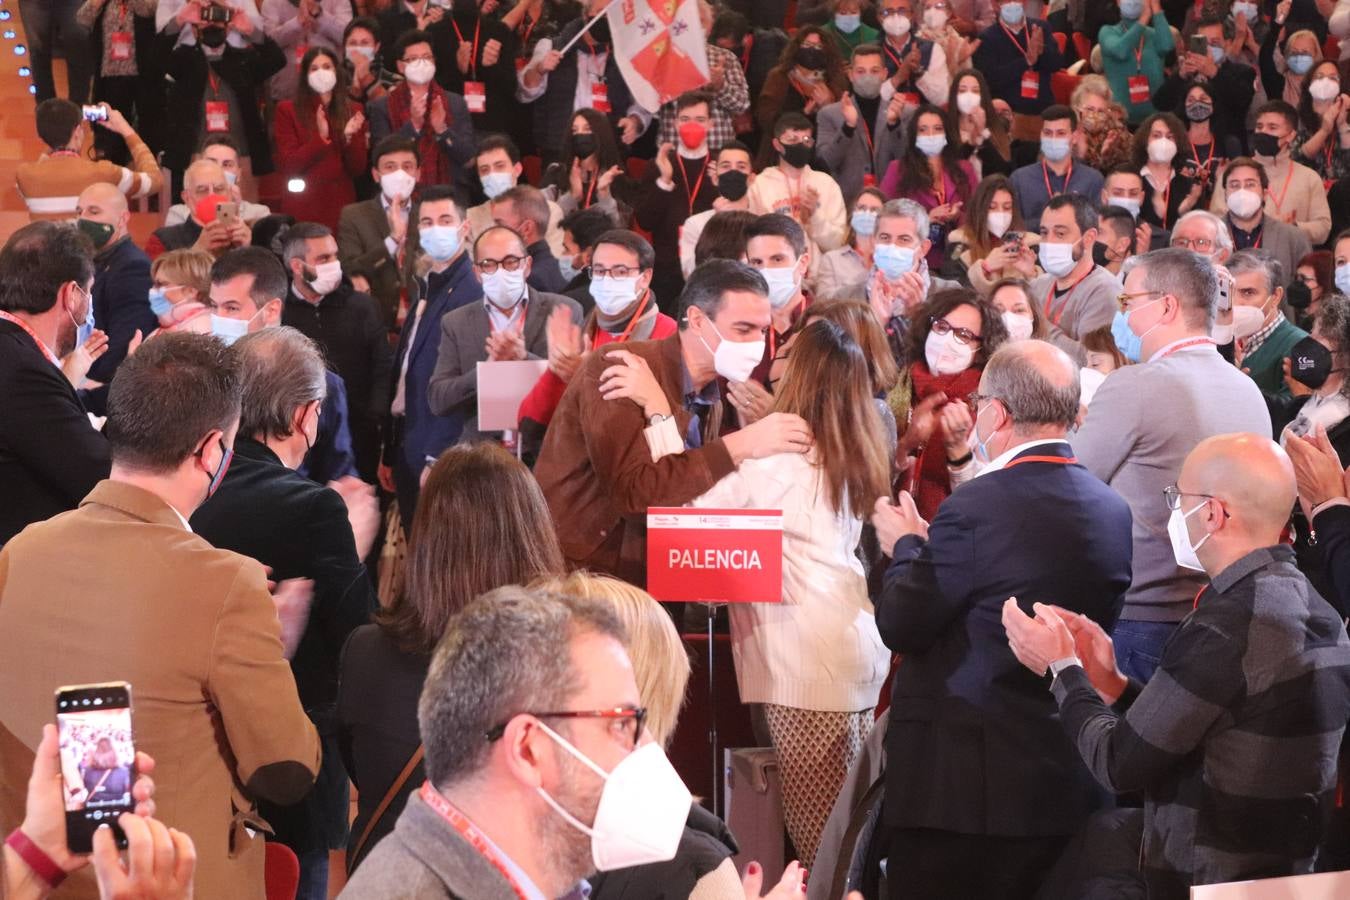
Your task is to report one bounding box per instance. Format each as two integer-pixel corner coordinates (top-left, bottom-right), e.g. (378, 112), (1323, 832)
(646, 508), (783, 603)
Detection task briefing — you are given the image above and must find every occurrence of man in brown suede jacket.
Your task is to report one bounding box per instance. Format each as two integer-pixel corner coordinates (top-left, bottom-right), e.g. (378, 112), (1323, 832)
(534, 259), (812, 585)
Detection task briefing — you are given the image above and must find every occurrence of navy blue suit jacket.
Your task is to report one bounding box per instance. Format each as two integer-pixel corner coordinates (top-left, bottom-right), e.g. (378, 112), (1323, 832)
(876, 441), (1133, 837)
(388, 252), (482, 516)
(85, 236), (156, 415)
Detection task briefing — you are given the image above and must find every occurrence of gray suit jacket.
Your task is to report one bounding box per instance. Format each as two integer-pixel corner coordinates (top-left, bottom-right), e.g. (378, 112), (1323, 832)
(1075, 343), (1271, 624)
(426, 286), (582, 443)
(816, 97), (904, 203)
(337, 197), (406, 331)
(337, 791), (522, 900)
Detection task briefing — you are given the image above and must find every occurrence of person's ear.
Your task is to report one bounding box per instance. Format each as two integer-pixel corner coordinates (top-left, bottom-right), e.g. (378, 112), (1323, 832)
(195, 429), (224, 473)
(498, 716), (549, 791)
(263, 298), (284, 326)
(512, 162), (523, 181)
(1083, 226), (1099, 248)
(919, 238), (932, 259)
(637, 266), (654, 294)
(519, 254), (533, 282)
(795, 250), (810, 281)
(1272, 285), (1285, 307)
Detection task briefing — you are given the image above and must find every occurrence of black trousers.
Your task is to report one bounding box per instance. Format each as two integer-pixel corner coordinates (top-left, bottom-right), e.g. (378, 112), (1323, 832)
(886, 827), (1070, 900)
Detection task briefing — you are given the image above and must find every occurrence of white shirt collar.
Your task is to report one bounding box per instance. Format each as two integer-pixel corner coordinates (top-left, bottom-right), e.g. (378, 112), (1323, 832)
(975, 438), (1069, 478)
(169, 505), (193, 532)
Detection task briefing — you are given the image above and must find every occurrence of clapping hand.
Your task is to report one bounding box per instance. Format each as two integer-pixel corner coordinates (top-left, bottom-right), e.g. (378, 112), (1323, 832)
(1285, 424), (1349, 510)
(61, 328), (110, 389)
(1001, 597), (1074, 676)
(486, 323), (527, 361)
(545, 304), (584, 382)
(872, 490), (929, 553)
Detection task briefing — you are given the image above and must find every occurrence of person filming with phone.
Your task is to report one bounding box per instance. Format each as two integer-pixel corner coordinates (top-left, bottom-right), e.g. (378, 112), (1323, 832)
(16, 99), (162, 222)
(0, 331), (321, 899)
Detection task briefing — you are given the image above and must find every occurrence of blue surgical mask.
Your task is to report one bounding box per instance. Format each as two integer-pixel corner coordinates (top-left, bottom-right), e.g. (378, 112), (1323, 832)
(1336, 263), (1350, 297)
(834, 13), (861, 33)
(969, 402), (996, 463)
(1208, 44), (1225, 65)
(148, 287), (174, 318)
(1041, 137), (1071, 163)
(999, 2), (1025, 27)
(1120, 0), (1144, 19)
(480, 171), (514, 200)
(558, 254), (582, 284)
(874, 243), (915, 279)
(1231, 1), (1258, 21)
(851, 209), (878, 237)
(915, 134), (948, 157)
(210, 314), (250, 346)
(1287, 54), (1315, 76)
(1110, 309), (1143, 363)
(420, 225), (462, 262)
(72, 286), (95, 347)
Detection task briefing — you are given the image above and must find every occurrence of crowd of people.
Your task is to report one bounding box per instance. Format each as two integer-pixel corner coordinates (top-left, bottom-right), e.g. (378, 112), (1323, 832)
(7, 0), (1350, 898)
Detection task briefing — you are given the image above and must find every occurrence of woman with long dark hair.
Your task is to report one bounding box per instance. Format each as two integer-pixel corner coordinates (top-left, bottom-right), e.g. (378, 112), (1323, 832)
(274, 46), (369, 231)
(755, 26), (848, 137)
(542, 108), (631, 216)
(336, 443), (563, 874)
(618, 319), (892, 869)
(1131, 111), (1201, 232)
(947, 173), (1040, 295)
(880, 103), (976, 270)
(947, 69), (1011, 179)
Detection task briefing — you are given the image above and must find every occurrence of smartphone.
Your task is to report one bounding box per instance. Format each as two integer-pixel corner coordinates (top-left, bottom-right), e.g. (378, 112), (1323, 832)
(81, 105), (108, 123)
(56, 682), (134, 854)
(215, 201), (239, 230)
(200, 3), (231, 23)
(1002, 230), (1023, 252)
(1189, 35), (1208, 56)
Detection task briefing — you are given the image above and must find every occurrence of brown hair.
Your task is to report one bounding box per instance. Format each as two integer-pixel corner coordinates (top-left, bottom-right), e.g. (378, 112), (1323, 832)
(379, 443), (564, 655)
(806, 298), (900, 392)
(1081, 325), (1130, 370)
(151, 248), (213, 301)
(963, 174), (1024, 263)
(773, 319), (889, 518)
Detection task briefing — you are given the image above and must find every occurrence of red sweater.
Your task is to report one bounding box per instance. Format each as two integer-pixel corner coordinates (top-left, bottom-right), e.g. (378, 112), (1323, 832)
(519, 311), (678, 428)
(273, 100), (368, 232)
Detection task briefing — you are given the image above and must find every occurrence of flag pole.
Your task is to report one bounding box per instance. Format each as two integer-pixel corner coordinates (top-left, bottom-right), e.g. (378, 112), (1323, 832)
(556, 0), (624, 56)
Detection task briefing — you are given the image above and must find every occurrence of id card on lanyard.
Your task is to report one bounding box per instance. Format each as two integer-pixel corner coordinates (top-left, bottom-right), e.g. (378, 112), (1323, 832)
(109, 31), (133, 61)
(464, 81), (487, 114)
(1126, 39), (1149, 105)
(205, 70), (230, 133)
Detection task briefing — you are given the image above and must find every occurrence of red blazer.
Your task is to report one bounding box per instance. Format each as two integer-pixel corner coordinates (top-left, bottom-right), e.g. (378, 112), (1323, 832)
(274, 100), (368, 232)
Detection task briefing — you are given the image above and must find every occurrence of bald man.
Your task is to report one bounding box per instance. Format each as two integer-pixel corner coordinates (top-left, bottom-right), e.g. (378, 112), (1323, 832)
(1004, 433), (1350, 898)
(144, 160), (252, 261)
(75, 182), (156, 414)
(870, 340), (1134, 899)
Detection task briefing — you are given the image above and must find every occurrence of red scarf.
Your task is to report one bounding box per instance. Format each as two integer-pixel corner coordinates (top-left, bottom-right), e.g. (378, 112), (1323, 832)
(386, 81), (451, 187)
(908, 360), (982, 521)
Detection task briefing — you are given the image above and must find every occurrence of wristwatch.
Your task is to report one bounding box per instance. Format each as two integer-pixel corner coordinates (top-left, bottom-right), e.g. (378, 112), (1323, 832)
(647, 413), (670, 426)
(1048, 655), (1082, 686)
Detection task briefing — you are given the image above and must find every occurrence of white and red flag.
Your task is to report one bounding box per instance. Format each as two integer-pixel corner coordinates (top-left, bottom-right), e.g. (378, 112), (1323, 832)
(606, 0), (710, 112)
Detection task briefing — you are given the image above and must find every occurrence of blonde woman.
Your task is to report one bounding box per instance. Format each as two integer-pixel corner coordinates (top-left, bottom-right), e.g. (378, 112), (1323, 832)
(149, 249), (214, 334)
(1071, 75), (1133, 173)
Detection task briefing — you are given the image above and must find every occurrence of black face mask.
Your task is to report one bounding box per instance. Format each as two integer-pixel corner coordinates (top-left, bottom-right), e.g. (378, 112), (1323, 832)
(571, 133), (597, 159)
(780, 142), (812, 168)
(1290, 336), (1334, 388)
(1092, 241), (1113, 268)
(717, 169), (748, 201)
(796, 45), (827, 70)
(1251, 131), (1282, 157)
(1286, 280), (1313, 310)
(200, 25), (228, 48)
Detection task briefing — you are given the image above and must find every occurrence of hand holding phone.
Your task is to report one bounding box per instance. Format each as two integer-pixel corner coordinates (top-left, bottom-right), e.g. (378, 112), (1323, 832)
(82, 104), (109, 123)
(215, 201), (239, 230)
(1002, 230), (1023, 253)
(56, 683), (135, 854)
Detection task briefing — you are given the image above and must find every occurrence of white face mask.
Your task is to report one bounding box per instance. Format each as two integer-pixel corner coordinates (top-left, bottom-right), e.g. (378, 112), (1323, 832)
(307, 259), (343, 295)
(1310, 76), (1342, 103)
(481, 171), (515, 200)
(1147, 137), (1177, 165)
(403, 59), (436, 86)
(307, 67), (338, 95)
(591, 275), (642, 317)
(1038, 240), (1078, 278)
(955, 91), (982, 115)
(535, 724), (691, 872)
(987, 211), (1012, 238)
(1167, 500), (1211, 572)
(758, 266), (800, 309)
(697, 316), (765, 383)
(923, 329), (975, 374)
(1001, 310), (1034, 341)
(380, 169), (417, 201)
(348, 45), (376, 62)
(481, 267), (527, 309)
(210, 309), (260, 346)
(1107, 195), (1142, 219)
(1231, 302), (1268, 339)
(923, 7), (949, 30)
(1226, 188), (1263, 219)
(883, 14), (910, 36)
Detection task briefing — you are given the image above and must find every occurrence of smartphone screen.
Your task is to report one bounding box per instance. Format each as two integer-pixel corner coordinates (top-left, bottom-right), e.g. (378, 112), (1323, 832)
(56, 683), (133, 854)
(1190, 35), (1208, 56)
(1003, 231), (1022, 251)
(81, 105), (107, 123)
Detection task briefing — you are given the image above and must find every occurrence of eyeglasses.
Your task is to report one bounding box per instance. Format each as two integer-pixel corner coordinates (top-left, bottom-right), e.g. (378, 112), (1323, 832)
(1163, 485), (1227, 514)
(930, 316), (982, 345)
(475, 255), (526, 274)
(402, 54), (434, 63)
(1116, 290), (1163, 313)
(485, 707), (648, 748)
(779, 136), (815, 148)
(1171, 236), (1215, 252)
(588, 263), (642, 280)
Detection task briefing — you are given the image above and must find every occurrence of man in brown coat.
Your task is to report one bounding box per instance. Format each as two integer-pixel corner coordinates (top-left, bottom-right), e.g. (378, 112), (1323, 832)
(533, 259), (811, 584)
(0, 333), (321, 899)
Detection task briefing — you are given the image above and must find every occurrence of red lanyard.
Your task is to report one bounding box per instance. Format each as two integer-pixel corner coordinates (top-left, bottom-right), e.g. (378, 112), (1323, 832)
(593, 291), (651, 349)
(741, 34), (753, 71)
(883, 37), (909, 71)
(1000, 22), (1032, 65)
(0, 310), (59, 366)
(1042, 159), (1072, 199)
(767, 295), (806, 361)
(1002, 453), (1077, 470)
(581, 174), (598, 209)
(932, 167), (947, 207)
(1195, 139), (1216, 173)
(451, 15), (481, 80)
(1267, 162), (1295, 213)
(1152, 336), (1216, 361)
(207, 68), (221, 98)
(1159, 177), (1172, 230)
(518, 13), (536, 49)
(418, 783), (531, 900)
(678, 155), (708, 218)
(1134, 37), (1145, 73)
(1193, 584), (1207, 609)
(1042, 266), (1091, 326)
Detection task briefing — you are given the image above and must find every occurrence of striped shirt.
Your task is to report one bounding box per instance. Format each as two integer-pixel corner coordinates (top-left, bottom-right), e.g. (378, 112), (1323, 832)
(16, 132), (162, 220)
(1052, 545), (1350, 897)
